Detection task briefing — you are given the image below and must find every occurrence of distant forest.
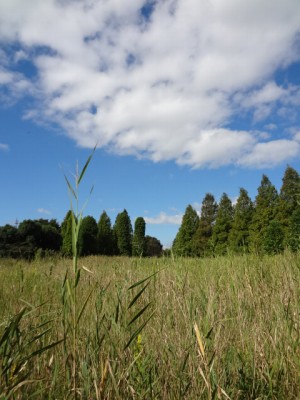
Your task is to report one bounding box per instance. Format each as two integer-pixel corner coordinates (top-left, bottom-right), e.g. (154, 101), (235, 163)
(1, 165), (299, 260)
(0, 210), (163, 259)
(172, 165), (300, 256)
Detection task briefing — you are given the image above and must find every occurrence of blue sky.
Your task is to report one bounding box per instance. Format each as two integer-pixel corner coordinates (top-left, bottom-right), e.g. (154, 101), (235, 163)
(0, 0), (300, 248)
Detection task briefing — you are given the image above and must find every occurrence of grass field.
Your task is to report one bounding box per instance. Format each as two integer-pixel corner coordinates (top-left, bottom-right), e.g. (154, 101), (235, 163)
(0, 253), (299, 399)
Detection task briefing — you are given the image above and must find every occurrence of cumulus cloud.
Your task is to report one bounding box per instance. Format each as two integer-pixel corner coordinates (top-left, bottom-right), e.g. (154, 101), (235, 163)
(0, 0), (300, 168)
(144, 212), (182, 225)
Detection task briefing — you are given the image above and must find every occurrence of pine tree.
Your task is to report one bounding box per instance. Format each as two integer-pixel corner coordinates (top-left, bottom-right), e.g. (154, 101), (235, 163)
(192, 193), (218, 257)
(78, 215), (98, 256)
(287, 206), (300, 252)
(229, 188), (253, 253)
(263, 220), (284, 255)
(212, 193), (233, 255)
(97, 211), (114, 255)
(61, 210), (73, 256)
(277, 165), (300, 237)
(172, 205), (199, 256)
(114, 209), (133, 256)
(132, 217), (146, 256)
(249, 175), (279, 254)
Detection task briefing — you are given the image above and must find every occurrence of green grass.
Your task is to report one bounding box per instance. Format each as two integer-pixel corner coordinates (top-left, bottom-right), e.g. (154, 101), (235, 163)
(0, 252), (299, 399)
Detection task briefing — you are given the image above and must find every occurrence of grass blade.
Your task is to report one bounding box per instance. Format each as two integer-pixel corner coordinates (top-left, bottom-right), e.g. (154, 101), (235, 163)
(128, 282), (150, 309)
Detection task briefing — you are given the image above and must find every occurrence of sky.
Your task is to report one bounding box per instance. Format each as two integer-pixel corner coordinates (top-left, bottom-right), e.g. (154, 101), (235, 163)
(0, 0), (300, 248)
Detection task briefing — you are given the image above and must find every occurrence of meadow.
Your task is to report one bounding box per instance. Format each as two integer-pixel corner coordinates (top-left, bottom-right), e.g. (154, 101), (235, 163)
(0, 253), (299, 399)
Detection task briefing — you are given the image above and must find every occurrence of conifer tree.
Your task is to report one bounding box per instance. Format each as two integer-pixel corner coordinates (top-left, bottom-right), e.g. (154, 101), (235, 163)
(249, 175), (279, 254)
(229, 188), (253, 253)
(287, 206), (300, 252)
(132, 217), (146, 256)
(263, 220), (284, 255)
(277, 165), (300, 236)
(192, 193), (218, 257)
(97, 211), (114, 255)
(78, 215), (98, 256)
(211, 193), (233, 255)
(172, 205), (199, 256)
(61, 210), (73, 256)
(114, 209), (133, 256)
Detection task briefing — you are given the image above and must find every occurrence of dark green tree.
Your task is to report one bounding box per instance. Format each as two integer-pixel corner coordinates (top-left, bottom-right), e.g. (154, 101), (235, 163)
(287, 206), (300, 252)
(144, 236), (163, 257)
(114, 210), (133, 256)
(97, 211), (114, 255)
(277, 166), (300, 237)
(0, 224), (21, 258)
(229, 188), (253, 253)
(18, 220), (43, 258)
(249, 175), (279, 254)
(132, 217), (146, 256)
(172, 205), (199, 256)
(61, 210), (73, 256)
(78, 215), (98, 256)
(38, 219), (62, 252)
(192, 193), (218, 257)
(212, 193), (234, 255)
(263, 220), (284, 255)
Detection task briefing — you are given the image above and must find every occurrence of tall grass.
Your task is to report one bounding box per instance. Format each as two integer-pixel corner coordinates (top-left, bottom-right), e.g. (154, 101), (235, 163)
(0, 252), (299, 398)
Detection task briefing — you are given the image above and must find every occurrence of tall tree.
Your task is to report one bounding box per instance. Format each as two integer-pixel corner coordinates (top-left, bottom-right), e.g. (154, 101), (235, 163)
(78, 215), (98, 256)
(132, 217), (146, 256)
(286, 206), (300, 252)
(277, 165), (300, 237)
(172, 205), (199, 256)
(229, 188), (253, 253)
(263, 220), (284, 255)
(114, 210), (133, 256)
(249, 175), (279, 254)
(212, 193), (234, 255)
(61, 210), (73, 256)
(97, 211), (114, 255)
(192, 193), (218, 257)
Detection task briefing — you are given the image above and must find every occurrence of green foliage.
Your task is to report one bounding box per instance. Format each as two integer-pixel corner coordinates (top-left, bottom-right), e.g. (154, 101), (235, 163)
(263, 220), (285, 255)
(97, 211), (114, 255)
(192, 193), (218, 257)
(287, 206), (300, 252)
(78, 215), (98, 256)
(229, 188), (253, 253)
(132, 217), (146, 256)
(0, 224), (21, 258)
(277, 166), (300, 234)
(212, 193), (233, 255)
(249, 175), (279, 254)
(114, 210), (133, 256)
(61, 210), (73, 257)
(144, 235), (163, 257)
(172, 205), (199, 256)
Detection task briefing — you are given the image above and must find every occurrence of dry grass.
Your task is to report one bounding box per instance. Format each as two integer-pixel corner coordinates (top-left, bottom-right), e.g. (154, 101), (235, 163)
(0, 252), (299, 399)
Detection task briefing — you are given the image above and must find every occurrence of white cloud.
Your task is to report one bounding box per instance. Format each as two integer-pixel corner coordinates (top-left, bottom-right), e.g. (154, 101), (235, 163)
(0, 143), (9, 151)
(0, 0), (300, 168)
(239, 139), (300, 168)
(37, 208), (51, 215)
(145, 212), (182, 225)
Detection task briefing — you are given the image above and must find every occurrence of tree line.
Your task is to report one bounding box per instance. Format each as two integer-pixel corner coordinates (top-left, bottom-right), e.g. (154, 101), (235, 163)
(0, 210), (163, 259)
(172, 166), (300, 256)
